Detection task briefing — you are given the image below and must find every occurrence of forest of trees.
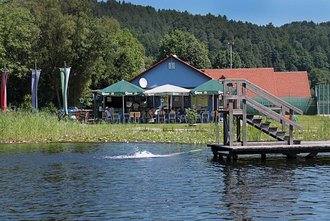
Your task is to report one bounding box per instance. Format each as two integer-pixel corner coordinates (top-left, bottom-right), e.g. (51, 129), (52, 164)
(1, 0), (330, 108)
(95, 1), (330, 87)
(0, 0), (146, 108)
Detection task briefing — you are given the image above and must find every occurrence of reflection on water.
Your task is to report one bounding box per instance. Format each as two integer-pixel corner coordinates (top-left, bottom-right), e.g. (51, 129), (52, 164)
(1, 143), (330, 220)
(215, 157), (330, 220)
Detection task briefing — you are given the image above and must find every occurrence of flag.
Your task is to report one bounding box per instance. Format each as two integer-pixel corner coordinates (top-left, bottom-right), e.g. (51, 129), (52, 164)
(59, 67), (71, 115)
(0, 68), (8, 112)
(31, 69), (41, 110)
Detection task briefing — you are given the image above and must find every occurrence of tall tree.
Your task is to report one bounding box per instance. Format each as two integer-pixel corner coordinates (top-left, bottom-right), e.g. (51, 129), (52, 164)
(27, 0), (145, 107)
(158, 30), (211, 69)
(90, 18), (145, 90)
(212, 50), (242, 69)
(0, 0), (39, 106)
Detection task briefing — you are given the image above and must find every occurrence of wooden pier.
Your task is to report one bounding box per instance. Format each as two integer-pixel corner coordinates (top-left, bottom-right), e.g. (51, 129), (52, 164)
(209, 78), (330, 160)
(208, 141), (330, 160)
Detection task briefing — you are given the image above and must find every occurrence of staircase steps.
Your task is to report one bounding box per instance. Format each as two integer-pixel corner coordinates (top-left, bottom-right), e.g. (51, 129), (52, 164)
(284, 136), (302, 144)
(252, 118), (262, 126)
(260, 122), (271, 131)
(267, 126), (278, 134)
(247, 114), (254, 120)
(275, 131), (286, 140)
(246, 116), (290, 141)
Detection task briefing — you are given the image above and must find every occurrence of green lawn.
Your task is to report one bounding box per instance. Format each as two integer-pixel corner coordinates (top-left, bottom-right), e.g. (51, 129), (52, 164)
(0, 111), (330, 144)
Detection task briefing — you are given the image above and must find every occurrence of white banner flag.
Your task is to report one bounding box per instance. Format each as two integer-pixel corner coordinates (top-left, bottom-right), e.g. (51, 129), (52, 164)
(31, 69), (41, 110)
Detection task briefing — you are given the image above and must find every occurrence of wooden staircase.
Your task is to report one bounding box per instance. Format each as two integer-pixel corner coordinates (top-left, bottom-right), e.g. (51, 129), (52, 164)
(219, 79), (303, 146)
(246, 115), (298, 143)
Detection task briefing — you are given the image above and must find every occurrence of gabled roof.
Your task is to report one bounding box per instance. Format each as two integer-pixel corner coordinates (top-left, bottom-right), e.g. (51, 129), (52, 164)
(130, 54), (212, 82)
(203, 68), (311, 98)
(204, 68), (276, 97)
(276, 72), (311, 97)
(129, 54), (311, 99)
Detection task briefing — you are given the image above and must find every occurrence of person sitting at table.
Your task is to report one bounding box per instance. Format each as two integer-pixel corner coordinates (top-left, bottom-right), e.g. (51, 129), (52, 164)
(147, 108), (155, 123)
(133, 102), (140, 111)
(168, 109), (176, 123)
(105, 107), (112, 123)
(177, 107), (185, 123)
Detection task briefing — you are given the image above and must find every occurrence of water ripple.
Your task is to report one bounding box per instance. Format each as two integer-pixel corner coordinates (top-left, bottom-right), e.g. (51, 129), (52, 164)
(1, 143), (330, 220)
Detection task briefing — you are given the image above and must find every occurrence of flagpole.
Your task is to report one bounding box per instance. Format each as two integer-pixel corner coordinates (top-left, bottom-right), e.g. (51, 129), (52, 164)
(64, 61), (67, 115)
(34, 61), (38, 110)
(122, 95), (125, 123)
(1, 65), (8, 112)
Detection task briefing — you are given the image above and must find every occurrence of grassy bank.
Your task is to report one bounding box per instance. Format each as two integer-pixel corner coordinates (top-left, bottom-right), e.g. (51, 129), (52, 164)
(0, 111), (330, 144)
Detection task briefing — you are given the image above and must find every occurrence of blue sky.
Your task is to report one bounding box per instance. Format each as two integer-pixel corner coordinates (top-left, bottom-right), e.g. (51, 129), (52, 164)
(120, 0), (330, 26)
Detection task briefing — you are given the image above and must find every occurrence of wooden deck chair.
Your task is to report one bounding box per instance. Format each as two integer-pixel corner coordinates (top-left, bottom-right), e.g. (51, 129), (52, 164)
(211, 111), (219, 122)
(134, 112), (141, 123)
(129, 112), (135, 123)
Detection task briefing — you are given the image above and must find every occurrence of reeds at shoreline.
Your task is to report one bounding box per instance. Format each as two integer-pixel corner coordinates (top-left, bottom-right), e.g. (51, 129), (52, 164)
(0, 111), (329, 144)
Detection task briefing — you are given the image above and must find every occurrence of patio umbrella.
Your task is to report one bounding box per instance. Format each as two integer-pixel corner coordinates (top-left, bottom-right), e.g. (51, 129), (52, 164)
(144, 84), (190, 110)
(191, 80), (223, 111)
(101, 80), (144, 120)
(144, 84), (190, 96)
(191, 79), (223, 95)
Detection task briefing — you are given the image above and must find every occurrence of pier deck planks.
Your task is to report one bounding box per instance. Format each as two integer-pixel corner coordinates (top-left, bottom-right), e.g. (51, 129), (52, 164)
(208, 141), (330, 156)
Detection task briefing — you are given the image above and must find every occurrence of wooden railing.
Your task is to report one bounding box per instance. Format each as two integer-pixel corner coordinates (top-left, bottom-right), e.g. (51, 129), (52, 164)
(220, 78), (303, 146)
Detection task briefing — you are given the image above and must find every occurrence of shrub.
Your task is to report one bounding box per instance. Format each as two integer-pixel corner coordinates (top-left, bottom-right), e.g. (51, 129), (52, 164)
(185, 108), (198, 124)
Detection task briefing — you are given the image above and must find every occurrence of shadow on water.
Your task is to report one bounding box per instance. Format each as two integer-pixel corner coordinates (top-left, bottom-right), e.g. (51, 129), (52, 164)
(211, 154), (330, 168)
(209, 155), (330, 220)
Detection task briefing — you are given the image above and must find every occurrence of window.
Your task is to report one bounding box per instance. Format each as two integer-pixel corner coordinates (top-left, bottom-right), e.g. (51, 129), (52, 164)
(168, 62), (175, 70)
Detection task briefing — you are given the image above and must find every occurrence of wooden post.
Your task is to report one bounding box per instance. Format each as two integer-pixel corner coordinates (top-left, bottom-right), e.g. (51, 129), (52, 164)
(223, 111), (228, 145)
(228, 101), (234, 146)
(223, 81), (228, 109)
(216, 111), (220, 144)
(242, 83), (247, 146)
(285, 153), (297, 159)
(289, 109), (294, 145)
(281, 106), (286, 131)
(236, 82), (242, 109)
(236, 116), (241, 142)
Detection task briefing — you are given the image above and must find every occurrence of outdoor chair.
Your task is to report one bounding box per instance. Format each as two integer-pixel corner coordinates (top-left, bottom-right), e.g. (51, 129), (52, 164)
(123, 113), (130, 123)
(112, 113), (120, 124)
(177, 114), (185, 123)
(168, 113), (176, 123)
(201, 112), (209, 123)
(134, 112), (141, 123)
(129, 112), (135, 123)
(211, 111), (220, 122)
(157, 113), (166, 123)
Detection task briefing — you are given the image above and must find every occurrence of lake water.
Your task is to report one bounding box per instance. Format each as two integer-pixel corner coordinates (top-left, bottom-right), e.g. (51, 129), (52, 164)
(1, 142), (330, 220)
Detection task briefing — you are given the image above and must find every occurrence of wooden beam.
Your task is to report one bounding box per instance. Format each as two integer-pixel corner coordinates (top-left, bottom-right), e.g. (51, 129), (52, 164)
(236, 116), (241, 142)
(245, 81), (303, 115)
(242, 83), (247, 146)
(229, 101), (234, 146)
(246, 97), (303, 130)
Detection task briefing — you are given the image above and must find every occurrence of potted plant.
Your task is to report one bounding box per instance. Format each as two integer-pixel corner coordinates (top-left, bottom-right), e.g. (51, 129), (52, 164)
(185, 108), (198, 126)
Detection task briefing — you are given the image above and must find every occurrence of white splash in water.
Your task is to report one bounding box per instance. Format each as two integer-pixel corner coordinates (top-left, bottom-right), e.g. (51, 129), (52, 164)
(104, 149), (202, 160)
